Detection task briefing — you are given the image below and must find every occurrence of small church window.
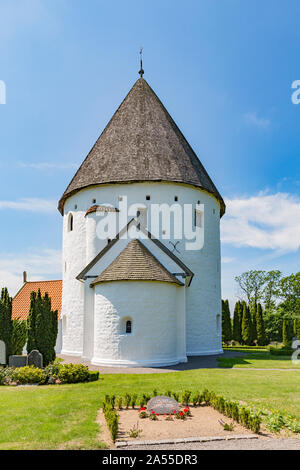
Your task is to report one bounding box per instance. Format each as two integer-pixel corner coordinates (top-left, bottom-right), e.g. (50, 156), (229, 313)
(126, 320), (132, 334)
(68, 213), (73, 232)
(146, 195), (150, 200)
(174, 196), (178, 202)
(74, 204), (77, 209)
(92, 198), (96, 204)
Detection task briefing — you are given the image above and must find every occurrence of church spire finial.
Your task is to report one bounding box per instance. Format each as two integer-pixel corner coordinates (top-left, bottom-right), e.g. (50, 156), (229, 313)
(139, 46), (144, 78)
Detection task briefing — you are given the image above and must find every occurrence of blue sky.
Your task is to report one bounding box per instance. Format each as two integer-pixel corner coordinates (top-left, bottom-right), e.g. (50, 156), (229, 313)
(0, 0), (299, 309)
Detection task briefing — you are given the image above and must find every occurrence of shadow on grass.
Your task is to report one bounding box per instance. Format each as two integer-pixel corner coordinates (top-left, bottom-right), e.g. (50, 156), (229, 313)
(217, 353), (296, 369)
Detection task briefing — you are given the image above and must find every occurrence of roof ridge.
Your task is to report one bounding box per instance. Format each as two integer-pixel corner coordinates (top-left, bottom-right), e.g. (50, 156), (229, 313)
(91, 238), (183, 286)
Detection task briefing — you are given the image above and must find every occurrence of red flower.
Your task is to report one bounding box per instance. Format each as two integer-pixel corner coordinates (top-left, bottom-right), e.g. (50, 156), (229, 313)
(179, 411), (184, 416)
(151, 411), (155, 414)
(173, 410), (177, 414)
(139, 407), (146, 411)
(156, 413), (159, 416)
(184, 408), (189, 413)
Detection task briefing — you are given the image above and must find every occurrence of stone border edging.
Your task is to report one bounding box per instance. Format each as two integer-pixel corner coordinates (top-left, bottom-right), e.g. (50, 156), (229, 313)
(115, 434), (258, 448)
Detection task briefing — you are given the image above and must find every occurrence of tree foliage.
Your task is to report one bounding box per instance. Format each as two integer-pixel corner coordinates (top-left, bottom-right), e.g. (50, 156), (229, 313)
(222, 299), (232, 343)
(27, 290), (58, 366)
(241, 302), (252, 345)
(256, 303), (267, 346)
(233, 301), (242, 343)
(0, 287), (12, 361)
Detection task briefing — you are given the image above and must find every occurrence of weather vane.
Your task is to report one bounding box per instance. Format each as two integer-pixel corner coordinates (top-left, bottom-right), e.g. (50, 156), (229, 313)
(139, 46), (144, 77)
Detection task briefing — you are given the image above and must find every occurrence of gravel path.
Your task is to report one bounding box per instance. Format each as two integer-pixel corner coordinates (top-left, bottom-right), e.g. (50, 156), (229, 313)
(58, 352), (299, 373)
(58, 352), (246, 374)
(123, 438), (300, 450)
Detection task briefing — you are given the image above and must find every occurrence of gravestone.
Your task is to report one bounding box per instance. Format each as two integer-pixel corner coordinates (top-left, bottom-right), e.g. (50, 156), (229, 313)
(28, 350), (43, 369)
(0, 340), (6, 365)
(9, 355), (27, 368)
(147, 396), (180, 415)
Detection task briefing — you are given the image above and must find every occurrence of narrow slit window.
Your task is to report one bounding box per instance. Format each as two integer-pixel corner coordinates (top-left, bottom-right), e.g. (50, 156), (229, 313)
(126, 320), (132, 334)
(68, 213), (73, 232)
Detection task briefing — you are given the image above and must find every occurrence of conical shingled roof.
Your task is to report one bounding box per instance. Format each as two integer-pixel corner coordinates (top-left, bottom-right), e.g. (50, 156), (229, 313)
(58, 77), (225, 216)
(90, 239), (183, 286)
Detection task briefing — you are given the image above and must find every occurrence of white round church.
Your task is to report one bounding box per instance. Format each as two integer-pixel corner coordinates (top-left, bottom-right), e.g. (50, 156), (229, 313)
(59, 73), (225, 367)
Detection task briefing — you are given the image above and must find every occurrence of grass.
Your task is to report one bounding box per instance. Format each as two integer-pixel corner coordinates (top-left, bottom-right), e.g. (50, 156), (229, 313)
(1, 369), (300, 449)
(218, 352), (300, 369)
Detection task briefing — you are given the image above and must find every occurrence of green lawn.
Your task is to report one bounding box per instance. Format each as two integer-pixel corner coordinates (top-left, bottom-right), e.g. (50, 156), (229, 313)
(1, 369), (300, 449)
(218, 352), (300, 369)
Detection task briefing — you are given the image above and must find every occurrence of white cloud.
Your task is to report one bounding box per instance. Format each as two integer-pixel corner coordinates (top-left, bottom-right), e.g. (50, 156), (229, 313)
(18, 162), (79, 171)
(0, 248), (61, 295)
(221, 192), (300, 252)
(0, 198), (56, 212)
(243, 112), (270, 129)
(221, 257), (236, 264)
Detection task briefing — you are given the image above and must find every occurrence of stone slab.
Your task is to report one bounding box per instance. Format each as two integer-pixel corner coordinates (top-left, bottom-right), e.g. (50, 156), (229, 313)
(147, 396), (180, 415)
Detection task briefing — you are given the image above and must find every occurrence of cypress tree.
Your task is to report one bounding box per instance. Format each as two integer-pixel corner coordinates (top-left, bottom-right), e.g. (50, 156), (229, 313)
(282, 318), (292, 346)
(256, 303), (267, 346)
(0, 287), (12, 361)
(27, 291), (37, 353)
(294, 318), (300, 340)
(242, 303), (252, 345)
(233, 301), (242, 343)
(251, 303), (257, 343)
(35, 291), (58, 366)
(222, 299), (232, 343)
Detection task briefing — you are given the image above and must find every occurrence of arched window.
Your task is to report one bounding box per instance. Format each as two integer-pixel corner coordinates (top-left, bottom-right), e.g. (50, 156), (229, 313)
(68, 213), (73, 232)
(126, 320), (132, 334)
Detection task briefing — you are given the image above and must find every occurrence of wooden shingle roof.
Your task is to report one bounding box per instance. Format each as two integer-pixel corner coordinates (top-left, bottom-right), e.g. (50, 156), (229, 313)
(58, 77), (225, 216)
(90, 239), (183, 286)
(12, 280), (62, 320)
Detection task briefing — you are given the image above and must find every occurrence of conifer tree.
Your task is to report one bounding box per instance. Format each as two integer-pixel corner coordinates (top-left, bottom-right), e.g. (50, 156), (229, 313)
(27, 291), (37, 353)
(233, 301), (242, 343)
(282, 318), (292, 347)
(294, 318), (300, 340)
(27, 290), (58, 366)
(256, 303), (267, 346)
(242, 303), (252, 345)
(251, 302), (257, 343)
(222, 299), (232, 343)
(0, 287), (13, 361)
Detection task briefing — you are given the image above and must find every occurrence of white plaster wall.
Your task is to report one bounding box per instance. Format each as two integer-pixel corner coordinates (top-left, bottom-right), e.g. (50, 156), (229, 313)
(61, 181), (222, 360)
(92, 281), (186, 367)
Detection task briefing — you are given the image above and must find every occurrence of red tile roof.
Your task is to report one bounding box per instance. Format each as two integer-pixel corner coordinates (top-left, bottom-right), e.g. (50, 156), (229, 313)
(12, 280), (62, 320)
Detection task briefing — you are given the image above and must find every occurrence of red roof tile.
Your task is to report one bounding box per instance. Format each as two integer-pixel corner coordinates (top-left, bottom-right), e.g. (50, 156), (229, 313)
(12, 280), (62, 320)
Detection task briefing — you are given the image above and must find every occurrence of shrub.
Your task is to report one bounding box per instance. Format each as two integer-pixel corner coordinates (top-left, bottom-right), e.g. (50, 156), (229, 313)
(44, 358), (64, 380)
(124, 393), (131, 409)
(182, 390), (192, 406)
(153, 389), (158, 396)
(165, 390), (172, 397)
(172, 392), (180, 402)
(102, 400), (119, 442)
(117, 397), (123, 410)
(11, 319), (27, 355)
(11, 366), (46, 385)
(57, 363), (90, 384)
(131, 393), (137, 409)
(0, 366), (15, 385)
(88, 370), (99, 382)
(269, 346), (293, 356)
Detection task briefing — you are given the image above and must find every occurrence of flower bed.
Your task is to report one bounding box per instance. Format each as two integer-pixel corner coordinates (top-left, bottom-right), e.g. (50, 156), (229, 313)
(101, 389), (263, 443)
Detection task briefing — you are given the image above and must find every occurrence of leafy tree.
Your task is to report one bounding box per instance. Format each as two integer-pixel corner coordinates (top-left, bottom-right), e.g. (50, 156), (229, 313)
(241, 302), (252, 345)
(263, 310), (284, 343)
(222, 299), (232, 343)
(235, 270), (268, 305)
(0, 287), (13, 361)
(278, 272), (300, 315)
(11, 319), (27, 355)
(256, 303), (267, 346)
(233, 301), (242, 343)
(263, 270), (282, 311)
